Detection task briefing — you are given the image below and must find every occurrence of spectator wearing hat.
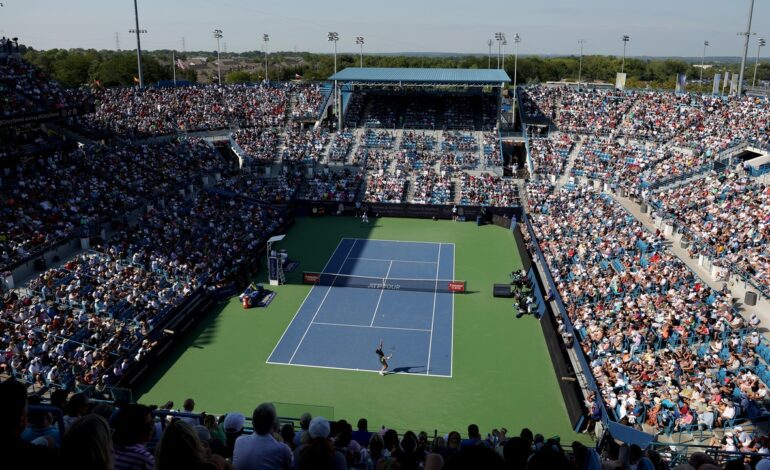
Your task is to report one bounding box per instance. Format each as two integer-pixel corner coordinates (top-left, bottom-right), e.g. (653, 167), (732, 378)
(294, 416), (346, 470)
(213, 412), (245, 460)
(232, 403), (292, 470)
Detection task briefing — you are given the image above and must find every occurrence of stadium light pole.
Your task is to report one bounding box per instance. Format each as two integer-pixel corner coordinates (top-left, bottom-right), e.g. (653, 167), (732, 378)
(752, 38), (766, 88)
(356, 36), (364, 68)
(328, 31), (339, 73)
(700, 40), (709, 82)
(263, 33), (269, 82)
(737, 0), (756, 95)
(578, 39), (586, 87)
(487, 39), (492, 69)
(328, 32), (341, 130)
(512, 33), (520, 129)
(501, 36), (508, 69)
(213, 29), (223, 84)
(131, 0), (145, 88)
(495, 32), (503, 69)
(621, 35), (630, 73)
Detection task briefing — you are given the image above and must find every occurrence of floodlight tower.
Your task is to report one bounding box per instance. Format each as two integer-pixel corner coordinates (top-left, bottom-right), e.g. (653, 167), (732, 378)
(621, 35), (630, 73)
(131, 0), (145, 88)
(700, 41), (709, 82)
(578, 39), (586, 86)
(512, 33), (521, 128)
(487, 39), (493, 69)
(213, 29), (223, 84)
(501, 35), (508, 69)
(737, 0), (756, 95)
(752, 38), (766, 88)
(328, 32), (341, 130)
(495, 32), (504, 69)
(356, 36), (365, 68)
(263, 33), (270, 82)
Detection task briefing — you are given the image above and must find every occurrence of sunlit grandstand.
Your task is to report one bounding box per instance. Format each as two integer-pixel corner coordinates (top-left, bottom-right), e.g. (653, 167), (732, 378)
(2, 1), (770, 469)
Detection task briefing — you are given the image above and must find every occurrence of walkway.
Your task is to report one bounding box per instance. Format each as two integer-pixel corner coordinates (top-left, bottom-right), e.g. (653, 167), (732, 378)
(609, 190), (770, 327)
(556, 135), (585, 189)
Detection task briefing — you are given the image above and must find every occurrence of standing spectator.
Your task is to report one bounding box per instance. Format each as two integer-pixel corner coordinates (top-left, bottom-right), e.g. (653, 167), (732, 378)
(460, 424), (482, 449)
(232, 403), (292, 470)
(112, 404), (156, 470)
(180, 398), (199, 426)
(61, 414), (113, 470)
(351, 418), (372, 448)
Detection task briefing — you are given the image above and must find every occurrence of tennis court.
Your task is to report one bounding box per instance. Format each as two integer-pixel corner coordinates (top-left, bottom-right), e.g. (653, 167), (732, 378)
(267, 238), (457, 377)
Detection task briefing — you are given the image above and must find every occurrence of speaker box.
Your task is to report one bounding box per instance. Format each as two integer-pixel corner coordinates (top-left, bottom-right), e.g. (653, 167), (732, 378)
(493, 283), (513, 298)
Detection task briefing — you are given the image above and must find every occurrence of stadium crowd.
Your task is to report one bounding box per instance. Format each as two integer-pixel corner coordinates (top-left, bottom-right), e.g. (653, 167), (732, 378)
(649, 170), (770, 293)
(1, 138), (230, 272)
(4, 381), (712, 470)
(527, 184), (770, 435)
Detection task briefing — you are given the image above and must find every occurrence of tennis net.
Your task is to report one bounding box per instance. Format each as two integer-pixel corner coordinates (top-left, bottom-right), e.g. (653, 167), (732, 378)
(302, 272), (466, 293)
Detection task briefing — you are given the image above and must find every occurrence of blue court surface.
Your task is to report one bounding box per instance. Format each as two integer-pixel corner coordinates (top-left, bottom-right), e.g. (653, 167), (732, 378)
(267, 238), (455, 377)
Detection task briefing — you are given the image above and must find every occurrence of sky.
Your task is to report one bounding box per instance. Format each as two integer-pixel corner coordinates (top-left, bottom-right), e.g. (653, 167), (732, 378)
(2, 0), (769, 58)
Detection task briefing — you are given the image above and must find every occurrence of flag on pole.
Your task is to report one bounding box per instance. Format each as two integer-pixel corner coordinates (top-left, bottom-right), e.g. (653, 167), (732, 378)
(176, 59), (187, 70)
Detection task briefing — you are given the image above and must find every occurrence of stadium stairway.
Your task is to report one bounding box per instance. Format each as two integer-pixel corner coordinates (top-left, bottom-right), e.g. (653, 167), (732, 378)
(606, 189), (770, 329)
(556, 135), (585, 189)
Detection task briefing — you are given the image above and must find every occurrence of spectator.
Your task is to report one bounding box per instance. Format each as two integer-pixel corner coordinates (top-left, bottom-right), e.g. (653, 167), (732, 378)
(460, 424), (482, 449)
(351, 418), (372, 448)
(293, 412), (312, 448)
(218, 412), (245, 460)
(63, 393), (90, 433)
(0, 379), (55, 467)
(112, 404), (156, 470)
(154, 419), (229, 470)
(60, 414), (113, 470)
(232, 403), (292, 470)
(294, 416), (346, 470)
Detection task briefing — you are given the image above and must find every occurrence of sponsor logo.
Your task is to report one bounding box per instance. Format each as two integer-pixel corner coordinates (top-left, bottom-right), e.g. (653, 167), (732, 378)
(368, 283), (401, 290)
(447, 281), (466, 292)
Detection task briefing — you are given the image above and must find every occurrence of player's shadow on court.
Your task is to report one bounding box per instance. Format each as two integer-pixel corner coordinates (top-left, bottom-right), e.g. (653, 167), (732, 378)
(391, 365), (426, 374)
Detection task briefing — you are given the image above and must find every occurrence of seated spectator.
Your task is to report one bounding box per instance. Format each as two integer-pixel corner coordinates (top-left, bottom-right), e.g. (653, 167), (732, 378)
(0, 379), (55, 467)
(112, 404), (156, 470)
(294, 416), (346, 470)
(60, 414), (113, 470)
(154, 419), (229, 470)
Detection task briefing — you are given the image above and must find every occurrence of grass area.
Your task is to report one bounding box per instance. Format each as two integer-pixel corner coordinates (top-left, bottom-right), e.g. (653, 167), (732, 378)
(138, 216), (579, 440)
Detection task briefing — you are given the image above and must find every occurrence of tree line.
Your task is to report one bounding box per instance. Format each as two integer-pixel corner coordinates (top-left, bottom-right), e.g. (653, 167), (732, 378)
(20, 46), (770, 90)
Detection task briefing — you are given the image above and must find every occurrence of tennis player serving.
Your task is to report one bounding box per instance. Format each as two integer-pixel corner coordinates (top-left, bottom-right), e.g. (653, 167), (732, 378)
(376, 340), (393, 376)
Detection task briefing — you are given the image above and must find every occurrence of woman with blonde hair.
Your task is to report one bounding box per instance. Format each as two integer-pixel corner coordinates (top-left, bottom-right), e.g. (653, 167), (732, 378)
(61, 414), (113, 470)
(154, 419), (230, 470)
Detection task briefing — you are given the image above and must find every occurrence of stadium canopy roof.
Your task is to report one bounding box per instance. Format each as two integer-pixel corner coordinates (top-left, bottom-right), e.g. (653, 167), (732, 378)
(328, 67), (511, 87)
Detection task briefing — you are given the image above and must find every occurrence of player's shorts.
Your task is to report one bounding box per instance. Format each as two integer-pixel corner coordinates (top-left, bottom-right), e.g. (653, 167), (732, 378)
(379, 356), (386, 364)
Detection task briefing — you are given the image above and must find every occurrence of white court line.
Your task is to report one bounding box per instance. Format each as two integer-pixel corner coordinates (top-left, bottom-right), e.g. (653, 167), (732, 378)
(369, 260), (393, 327)
(342, 237), (453, 247)
(266, 238), (345, 362)
(426, 243), (441, 376)
(287, 239), (357, 364)
(313, 321), (431, 332)
(264, 360), (452, 378)
(450, 243), (456, 377)
(347, 257), (437, 265)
